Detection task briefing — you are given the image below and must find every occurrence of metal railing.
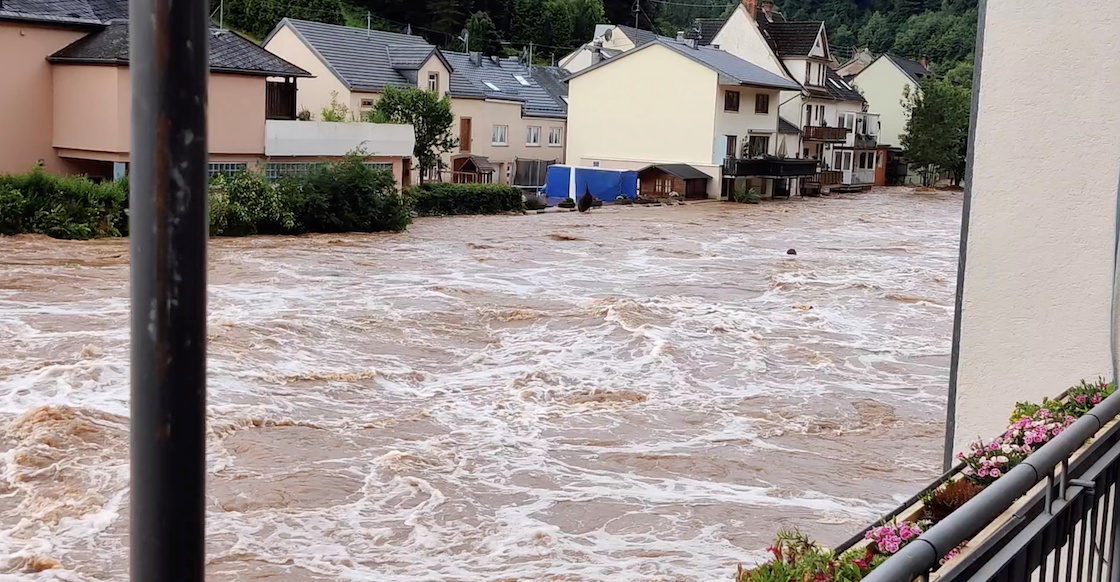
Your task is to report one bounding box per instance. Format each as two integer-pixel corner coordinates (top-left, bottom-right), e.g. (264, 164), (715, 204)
(865, 389), (1120, 582)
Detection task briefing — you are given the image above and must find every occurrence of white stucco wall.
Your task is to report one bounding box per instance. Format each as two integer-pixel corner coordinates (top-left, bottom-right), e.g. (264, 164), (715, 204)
(713, 85), (780, 160)
(710, 5), (789, 80)
(851, 57), (917, 148)
(566, 43), (720, 194)
(950, 0), (1120, 455)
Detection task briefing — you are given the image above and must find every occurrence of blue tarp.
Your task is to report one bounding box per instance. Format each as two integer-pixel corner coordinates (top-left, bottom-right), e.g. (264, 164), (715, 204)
(543, 165), (638, 204)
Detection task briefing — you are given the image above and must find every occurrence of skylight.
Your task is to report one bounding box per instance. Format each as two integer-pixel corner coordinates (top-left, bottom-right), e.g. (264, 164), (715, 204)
(513, 74), (531, 86)
(483, 81), (501, 91)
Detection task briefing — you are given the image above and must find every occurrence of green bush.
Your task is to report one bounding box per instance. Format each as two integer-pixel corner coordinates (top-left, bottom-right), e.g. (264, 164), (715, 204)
(284, 155), (411, 232)
(406, 182), (524, 216)
(0, 168), (128, 239)
(209, 170), (296, 236)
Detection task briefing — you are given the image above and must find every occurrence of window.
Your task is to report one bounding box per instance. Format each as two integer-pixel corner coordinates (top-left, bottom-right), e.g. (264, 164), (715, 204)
(208, 162), (246, 177)
(755, 93), (770, 114)
(747, 135), (769, 158)
(548, 127), (563, 146)
(805, 104), (813, 126)
(818, 64), (825, 85)
(804, 64), (811, 85)
(427, 72), (439, 92)
(725, 135), (737, 157)
(833, 150), (852, 170)
(839, 112), (856, 131)
(492, 124), (508, 145)
(816, 105), (825, 124)
(526, 126), (541, 146)
(724, 90), (740, 112)
(483, 81), (501, 92)
(360, 98), (375, 109)
(857, 152), (875, 170)
(655, 177), (673, 194)
(513, 74), (530, 86)
(423, 165), (441, 181)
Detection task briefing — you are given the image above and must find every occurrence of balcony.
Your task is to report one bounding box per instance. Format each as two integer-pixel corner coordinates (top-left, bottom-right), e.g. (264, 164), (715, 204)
(853, 133), (878, 149)
(266, 80), (297, 120)
(810, 170), (843, 186)
(722, 157), (819, 178)
(264, 120), (415, 158)
(803, 125), (849, 142)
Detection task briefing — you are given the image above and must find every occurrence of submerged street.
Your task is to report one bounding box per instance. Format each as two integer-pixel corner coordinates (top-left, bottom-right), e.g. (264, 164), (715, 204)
(0, 188), (960, 581)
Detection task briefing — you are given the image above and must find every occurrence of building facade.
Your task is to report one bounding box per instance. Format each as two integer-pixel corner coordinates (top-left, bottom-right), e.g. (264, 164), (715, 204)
(850, 54), (930, 151)
(264, 19), (568, 187)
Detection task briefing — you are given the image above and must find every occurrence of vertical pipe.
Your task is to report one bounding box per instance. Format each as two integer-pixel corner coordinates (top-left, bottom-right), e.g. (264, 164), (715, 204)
(129, 0), (209, 578)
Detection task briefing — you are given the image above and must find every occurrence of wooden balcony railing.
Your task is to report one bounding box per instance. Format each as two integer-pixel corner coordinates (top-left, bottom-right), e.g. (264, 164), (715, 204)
(266, 81), (297, 120)
(803, 125), (849, 141)
(811, 170), (843, 186)
(723, 157), (819, 178)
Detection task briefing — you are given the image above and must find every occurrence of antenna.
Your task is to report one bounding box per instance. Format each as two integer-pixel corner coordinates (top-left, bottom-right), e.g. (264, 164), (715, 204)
(459, 28), (469, 51)
(219, 0), (223, 30)
(367, 12), (370, 39)
(632, 0), (639, 28)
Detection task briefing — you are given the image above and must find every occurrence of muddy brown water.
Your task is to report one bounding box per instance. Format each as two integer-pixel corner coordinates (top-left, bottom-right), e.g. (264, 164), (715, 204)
(0, 188), (961, 581)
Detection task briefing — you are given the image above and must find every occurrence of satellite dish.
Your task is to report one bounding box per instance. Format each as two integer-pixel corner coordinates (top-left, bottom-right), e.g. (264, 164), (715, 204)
(603, 28), (613, 41)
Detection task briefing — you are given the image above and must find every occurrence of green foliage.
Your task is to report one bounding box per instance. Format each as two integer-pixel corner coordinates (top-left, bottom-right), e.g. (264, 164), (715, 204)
(405, 182), (524, 216)
(892, 9), (977, 66)
(1012, 378), (1117, 421)
(543, 0), (575, 51)
(320, 91), (351, 122)
(285, 154), (412, 232)
(940, 58), (976, 88)
(732, 186), (760, 204)
(216, 0), (344, 39)
(920, 478), (985, 523)
(0, 168), (128, 239)
(511, 0), (546, 45)
(900, 77), (971, 186)
(736, 530), (873, 582)
(209, 170), (297, 236)
(858, 12), (894, 54)
(569, 0), (605, 43)
(466, 11), (504, 54)
(368, 85), (457, 182)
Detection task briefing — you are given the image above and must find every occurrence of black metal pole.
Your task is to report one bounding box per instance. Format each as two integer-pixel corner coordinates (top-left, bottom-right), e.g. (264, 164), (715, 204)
(129, 0), (209, 577)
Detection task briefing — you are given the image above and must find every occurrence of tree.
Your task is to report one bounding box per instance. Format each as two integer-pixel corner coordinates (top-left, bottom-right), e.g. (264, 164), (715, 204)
(367, 86), (457, 183)
(893, 10), (976, 65)
(543, 0), (576, 56)
(829, 24), (856, 51)
(858, 12), (895, 54)
(570, 0), (605, 42)
(512, 0), (546, 45)
(217, 0), (344, 39)
(466, 11), (504, 54)
(900, 77), (971, 186)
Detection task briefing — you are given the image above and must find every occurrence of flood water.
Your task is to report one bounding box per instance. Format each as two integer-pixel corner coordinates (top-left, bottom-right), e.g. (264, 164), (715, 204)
(0, 188), (961, 581)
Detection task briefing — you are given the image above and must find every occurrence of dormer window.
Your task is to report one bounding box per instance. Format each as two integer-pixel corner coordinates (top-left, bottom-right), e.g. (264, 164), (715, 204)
(427, 72), (439, 92)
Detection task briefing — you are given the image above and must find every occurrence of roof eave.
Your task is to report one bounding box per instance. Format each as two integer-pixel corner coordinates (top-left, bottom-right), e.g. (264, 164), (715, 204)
(0, 12), (104, 27)
(275, 19), (357, 91)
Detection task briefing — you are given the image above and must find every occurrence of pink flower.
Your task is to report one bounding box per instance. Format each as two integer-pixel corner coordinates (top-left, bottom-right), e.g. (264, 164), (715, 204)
(1093, 394), (1103, 405)
(990, 468), (1001, 477)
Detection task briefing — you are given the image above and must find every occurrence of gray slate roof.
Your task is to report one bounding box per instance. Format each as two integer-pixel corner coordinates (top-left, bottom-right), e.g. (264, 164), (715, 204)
(824, 68), (863, 102)
(0, 0), (108, 25)
(567, 37), (799, 91)
(640, 163), (711, 181)
(778, 117), (800, 134)
(691, 18), (726, 46)
(761, 21), (823, 57)
(885, 54), (931, 84)
(48, 22), (310, 77)
(615, 24), (658, 46)
(271, 19), (566, 118)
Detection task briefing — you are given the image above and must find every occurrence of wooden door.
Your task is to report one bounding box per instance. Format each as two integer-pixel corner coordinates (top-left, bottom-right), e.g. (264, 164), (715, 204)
(460, 118), (472, 153)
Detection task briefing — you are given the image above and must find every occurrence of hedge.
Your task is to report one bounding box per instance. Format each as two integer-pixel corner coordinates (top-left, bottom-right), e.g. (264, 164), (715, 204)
(405, 182), (524, 217)
(0, 156), (411, 239)
(0, 169), (128, 239)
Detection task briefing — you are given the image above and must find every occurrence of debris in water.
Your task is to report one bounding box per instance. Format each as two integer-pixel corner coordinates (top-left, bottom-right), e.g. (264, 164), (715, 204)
(786, 248), (797, 255)
(578, 191), (594, 213)
(792, 305), (813, 310)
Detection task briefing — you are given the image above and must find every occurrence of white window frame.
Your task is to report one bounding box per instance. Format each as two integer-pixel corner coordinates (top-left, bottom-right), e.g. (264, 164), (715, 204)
(492, 124), (508, 146)
(427, 72), (439, 92)
(526, 125), (541, 146)
(839, 112), (856, 131)
(548, 126), (562, 146)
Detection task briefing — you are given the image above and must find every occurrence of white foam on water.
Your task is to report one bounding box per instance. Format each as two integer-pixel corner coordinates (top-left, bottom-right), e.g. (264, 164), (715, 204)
(0, 189), (962, 580)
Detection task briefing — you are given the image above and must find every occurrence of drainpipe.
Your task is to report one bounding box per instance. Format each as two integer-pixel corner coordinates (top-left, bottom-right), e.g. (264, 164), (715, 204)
(129, 0), (209, 579)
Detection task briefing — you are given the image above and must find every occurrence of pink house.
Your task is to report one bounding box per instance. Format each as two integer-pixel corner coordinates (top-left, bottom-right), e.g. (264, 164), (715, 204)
(0, 0), (415, 184)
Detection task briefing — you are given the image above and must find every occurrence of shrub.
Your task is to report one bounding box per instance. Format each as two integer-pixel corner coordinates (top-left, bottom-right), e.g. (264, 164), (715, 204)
(208, 171), (296, 236)
(732, 186), (760, 204)
(405, 182), (524, 216)
(0, 168), (128, 239)
(921, 478), (985, 522)
(285, 155), (410, 232)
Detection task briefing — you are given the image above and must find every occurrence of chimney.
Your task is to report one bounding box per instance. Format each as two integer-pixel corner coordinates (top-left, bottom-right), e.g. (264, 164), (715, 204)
(686, 38), (697, 49)
(469, 51), (482, 67)
(918, 56), (929, 70)
(490, 55), (501, 65)
(675, 31), (685, 42)
(591, 46), (602, 64)
(743, 0), (757, 18)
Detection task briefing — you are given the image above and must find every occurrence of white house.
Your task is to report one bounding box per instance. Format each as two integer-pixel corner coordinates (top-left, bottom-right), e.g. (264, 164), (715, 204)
(696, 0), (882, 190)
(557, 24), (659, 73)
(565, 36), (807, 199)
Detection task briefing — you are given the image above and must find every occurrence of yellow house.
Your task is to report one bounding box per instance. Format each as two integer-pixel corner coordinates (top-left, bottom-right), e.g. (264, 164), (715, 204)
(566, 37), (806, 199)
(850, 54), (931, 150)
(264, 19), (569, 187)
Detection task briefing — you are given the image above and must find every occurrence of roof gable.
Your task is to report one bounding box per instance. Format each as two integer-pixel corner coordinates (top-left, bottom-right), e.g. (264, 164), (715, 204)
(615, 24), (658, 47)
(885, 54), (931, 84)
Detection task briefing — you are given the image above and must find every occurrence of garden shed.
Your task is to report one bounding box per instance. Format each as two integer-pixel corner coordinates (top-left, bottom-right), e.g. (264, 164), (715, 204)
(637, 164), (710, 199)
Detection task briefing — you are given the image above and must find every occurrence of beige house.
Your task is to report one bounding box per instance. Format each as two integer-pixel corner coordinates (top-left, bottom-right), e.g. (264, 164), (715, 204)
(558, 24), (658, 73)
(263, 19), (569, 187)
(566, 37), (805, 199)
(946, 0), (1120, 461)
(0, 0), (413, 184)
(850, 53), (930, 150)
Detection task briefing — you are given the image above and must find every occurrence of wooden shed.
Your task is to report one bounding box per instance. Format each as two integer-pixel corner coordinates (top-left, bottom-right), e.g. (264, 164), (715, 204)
(637, 164), (711, 199)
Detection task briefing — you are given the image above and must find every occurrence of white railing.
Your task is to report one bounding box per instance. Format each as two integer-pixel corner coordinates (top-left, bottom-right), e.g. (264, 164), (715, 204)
(264, 120), (415, 157)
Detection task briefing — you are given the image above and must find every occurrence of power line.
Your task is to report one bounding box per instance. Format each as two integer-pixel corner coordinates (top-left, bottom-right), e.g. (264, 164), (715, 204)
(648, 0), (734, 7)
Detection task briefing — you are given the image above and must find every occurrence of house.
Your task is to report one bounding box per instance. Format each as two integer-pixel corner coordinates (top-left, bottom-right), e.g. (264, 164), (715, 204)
(946, 0), (1120, 458)
(0, 0), (414, 184)
(263, 19), (568, 187)
(691, 0), (882, 192)
(850, 53), (931, 150)
(565, 36), (809, 199)
(835, 47), (875, 79)
(558, 24), (659, 73)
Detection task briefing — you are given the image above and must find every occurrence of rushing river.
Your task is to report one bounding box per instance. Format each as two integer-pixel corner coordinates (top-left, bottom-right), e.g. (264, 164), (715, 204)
(0, 188), (961, 581)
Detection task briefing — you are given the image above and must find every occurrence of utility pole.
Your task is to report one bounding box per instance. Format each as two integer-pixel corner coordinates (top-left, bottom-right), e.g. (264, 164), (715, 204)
(528, 41), (533, 68)
(219, 0), (223, 29)
(367, 11), (371, 39)
(632, 0), (640, 28)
